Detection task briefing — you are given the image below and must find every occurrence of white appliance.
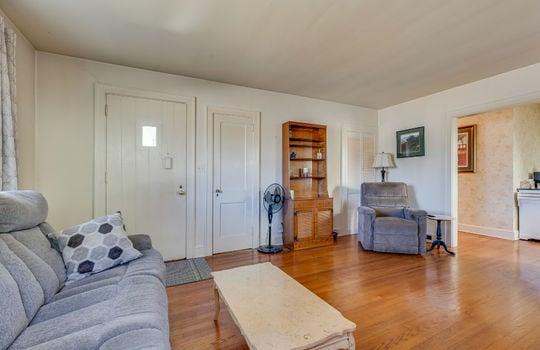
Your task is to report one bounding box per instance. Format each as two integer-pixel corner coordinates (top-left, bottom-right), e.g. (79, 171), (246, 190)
(517, 189), (540, 240)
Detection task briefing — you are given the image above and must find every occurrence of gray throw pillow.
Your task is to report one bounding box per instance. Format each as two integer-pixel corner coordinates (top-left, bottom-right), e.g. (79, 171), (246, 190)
(49, 212), (142, 284)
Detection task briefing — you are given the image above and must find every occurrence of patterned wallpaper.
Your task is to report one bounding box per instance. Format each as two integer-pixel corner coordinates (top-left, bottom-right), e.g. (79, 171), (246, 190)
(458, 108), (514, 232)
(513, 103), (540, 188)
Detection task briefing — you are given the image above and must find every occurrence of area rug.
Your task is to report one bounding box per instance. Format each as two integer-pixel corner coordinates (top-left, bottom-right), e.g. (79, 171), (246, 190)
(165, 257), (213, 287)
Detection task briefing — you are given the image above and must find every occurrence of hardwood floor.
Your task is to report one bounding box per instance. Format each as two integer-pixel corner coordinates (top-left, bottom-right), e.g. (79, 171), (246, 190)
(167, 233), (540, 349)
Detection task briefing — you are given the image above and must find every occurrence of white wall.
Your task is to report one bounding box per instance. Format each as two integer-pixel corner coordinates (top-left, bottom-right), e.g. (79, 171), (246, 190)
(378, 62), (540, 246)
(514, 103), (540, 188)
(35, 52), (377, 256)
(0, 9), (35, 189)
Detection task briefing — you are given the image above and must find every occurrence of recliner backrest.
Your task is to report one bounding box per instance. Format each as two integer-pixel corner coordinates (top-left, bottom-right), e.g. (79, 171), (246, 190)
(361, 182), (409, 208)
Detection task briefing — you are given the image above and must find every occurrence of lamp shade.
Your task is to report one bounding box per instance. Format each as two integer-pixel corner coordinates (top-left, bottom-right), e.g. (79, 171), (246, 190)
(372, 152), (396, 169)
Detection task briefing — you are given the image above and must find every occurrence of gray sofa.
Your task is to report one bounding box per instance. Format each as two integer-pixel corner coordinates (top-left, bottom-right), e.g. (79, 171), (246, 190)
(357, 182), (427, 254)
(0, 191), (170, 350)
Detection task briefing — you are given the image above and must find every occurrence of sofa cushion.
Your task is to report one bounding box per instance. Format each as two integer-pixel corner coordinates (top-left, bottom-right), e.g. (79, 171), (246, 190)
(0, 228), (65, 349)
(10, 227), (67, 287)
(0, 257), (30, 349)
(50, 213), (142, 284)
(0, 191), (48, 233)
(8, 249), (169, 350)
(55, 248), (166, 300)
(0, 236), (47, 315)
(0, 228), (65, 308)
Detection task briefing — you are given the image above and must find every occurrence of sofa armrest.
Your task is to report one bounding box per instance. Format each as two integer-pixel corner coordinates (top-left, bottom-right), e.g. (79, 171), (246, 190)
(357, 206), (376, 250)
(128, 234), (153, 251)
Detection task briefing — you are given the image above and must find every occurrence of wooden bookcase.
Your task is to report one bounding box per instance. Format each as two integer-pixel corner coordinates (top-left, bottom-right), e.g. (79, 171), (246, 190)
(282, 121), (334, 250)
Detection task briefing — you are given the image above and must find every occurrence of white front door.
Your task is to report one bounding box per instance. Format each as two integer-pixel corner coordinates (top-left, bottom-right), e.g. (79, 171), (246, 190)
(106, 93), (191, 261)
(342, 128), (376, 234)
(209, 107), (259, 254)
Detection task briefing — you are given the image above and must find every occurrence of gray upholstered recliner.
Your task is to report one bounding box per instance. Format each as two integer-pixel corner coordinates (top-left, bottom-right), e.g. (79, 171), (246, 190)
(357, 182), (427, 254)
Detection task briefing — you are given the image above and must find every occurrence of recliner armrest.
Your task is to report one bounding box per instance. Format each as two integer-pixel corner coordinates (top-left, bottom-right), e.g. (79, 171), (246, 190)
(358, 206), (376, 217)
(403, 208), (427, 222)
(128, 234), (153, 251)
(357, 206), (376, 250)
(404, 208), (427, 254)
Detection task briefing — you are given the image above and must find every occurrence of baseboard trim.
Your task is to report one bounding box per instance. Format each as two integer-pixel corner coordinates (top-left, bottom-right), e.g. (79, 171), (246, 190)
(458, 224), (516, 240)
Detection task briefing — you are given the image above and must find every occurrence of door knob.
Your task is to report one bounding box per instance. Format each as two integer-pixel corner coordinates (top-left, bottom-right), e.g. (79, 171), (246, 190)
(215, 189), (223, 193)
(177, 185), (186, 196)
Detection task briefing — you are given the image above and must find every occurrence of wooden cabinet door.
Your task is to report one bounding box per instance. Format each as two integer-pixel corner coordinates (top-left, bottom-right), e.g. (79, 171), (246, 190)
(286, 198), (333, 250)
(316, 208), (333, 239)
(294, 208), (314, 241)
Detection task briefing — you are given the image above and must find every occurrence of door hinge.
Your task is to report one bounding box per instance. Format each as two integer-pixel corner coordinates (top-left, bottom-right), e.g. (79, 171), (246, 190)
(105, 104), (108, 117)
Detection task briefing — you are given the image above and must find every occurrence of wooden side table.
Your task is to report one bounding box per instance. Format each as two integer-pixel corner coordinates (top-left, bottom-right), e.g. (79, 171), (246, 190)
(426, 214), (455, 255)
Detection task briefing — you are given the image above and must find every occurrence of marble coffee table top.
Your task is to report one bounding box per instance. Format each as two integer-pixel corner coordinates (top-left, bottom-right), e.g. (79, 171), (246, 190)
(212, 262), (356, 350)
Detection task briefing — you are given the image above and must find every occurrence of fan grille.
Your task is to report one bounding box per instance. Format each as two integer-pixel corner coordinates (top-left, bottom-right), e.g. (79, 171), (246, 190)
(263, 183), (285, 214)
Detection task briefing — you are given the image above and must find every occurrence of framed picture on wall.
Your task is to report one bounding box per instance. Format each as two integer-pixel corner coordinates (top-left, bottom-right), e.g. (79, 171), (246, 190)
(396, 126), (425, 158)
(458, 124), (477, 173)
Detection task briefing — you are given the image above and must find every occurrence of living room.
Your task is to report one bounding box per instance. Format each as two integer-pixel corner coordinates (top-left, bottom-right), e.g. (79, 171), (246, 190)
(2, 1), (540, 349)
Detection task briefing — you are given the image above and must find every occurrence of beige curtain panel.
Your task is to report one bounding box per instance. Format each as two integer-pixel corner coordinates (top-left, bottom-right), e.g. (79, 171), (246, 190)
(0, 16), (17, 190)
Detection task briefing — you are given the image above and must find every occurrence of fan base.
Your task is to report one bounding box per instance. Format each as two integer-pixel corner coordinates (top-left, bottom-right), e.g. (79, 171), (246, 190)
(257, 245), (283, 254)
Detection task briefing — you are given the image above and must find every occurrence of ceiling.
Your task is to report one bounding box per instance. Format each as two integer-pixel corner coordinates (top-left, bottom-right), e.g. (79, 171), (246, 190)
(2, 0), (540, 109)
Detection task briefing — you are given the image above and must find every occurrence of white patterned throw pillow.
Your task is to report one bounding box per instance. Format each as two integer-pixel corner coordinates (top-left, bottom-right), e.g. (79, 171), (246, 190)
(50, 212), (142, 284)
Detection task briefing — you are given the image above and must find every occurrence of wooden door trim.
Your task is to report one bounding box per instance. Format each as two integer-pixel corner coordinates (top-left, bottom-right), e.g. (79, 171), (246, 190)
(340, 126), (377, 235)
(206, 106), (260, 254)
(94, 84), (196, 257)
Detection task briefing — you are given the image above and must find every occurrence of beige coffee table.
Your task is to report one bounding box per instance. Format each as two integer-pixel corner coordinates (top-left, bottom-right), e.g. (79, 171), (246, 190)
(212, 262), (356, 349)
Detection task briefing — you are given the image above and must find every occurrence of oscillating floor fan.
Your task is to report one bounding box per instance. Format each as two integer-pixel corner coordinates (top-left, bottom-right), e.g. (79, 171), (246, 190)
(258, 183), (285, 253)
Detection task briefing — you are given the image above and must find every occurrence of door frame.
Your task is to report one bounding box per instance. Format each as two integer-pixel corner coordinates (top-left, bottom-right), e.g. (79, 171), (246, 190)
(94, 84), (196, 257)
(206, 106), (261, 253)
(340, 125), (377, 235)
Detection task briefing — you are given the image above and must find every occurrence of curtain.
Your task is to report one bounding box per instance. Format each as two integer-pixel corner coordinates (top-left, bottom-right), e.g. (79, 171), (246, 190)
(0, 16), (17, 190)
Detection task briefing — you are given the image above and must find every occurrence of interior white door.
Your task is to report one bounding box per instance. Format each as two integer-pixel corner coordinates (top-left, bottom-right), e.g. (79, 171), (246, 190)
(342, 129), (376, 234)
(106, 93), (188, 261)
(210, 108), (259, 254)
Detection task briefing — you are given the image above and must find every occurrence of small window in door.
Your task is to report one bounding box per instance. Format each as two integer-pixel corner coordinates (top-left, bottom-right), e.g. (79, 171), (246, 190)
(142, 126), (157, 147)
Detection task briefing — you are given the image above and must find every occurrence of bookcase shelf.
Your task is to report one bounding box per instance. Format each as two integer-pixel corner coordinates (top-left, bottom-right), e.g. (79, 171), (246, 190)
(290, 158), (325, 161)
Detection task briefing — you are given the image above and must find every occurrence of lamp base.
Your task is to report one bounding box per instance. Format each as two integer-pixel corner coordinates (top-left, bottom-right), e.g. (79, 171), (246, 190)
(380, 168), (387, 182)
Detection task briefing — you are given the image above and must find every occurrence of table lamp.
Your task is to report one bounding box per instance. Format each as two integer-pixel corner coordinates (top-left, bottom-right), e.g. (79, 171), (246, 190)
(372, 152), (396, 182)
